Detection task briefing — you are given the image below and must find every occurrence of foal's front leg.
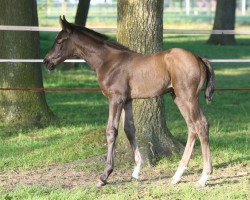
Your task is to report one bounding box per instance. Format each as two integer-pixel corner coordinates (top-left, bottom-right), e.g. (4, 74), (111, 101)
(98, 97), (124, 186)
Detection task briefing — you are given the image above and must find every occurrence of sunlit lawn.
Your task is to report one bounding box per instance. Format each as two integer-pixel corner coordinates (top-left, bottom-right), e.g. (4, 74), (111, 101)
(0, 33), (249, 199)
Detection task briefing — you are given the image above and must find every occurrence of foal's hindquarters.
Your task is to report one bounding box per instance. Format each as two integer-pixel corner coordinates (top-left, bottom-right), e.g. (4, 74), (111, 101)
(167, 49), (213, 186)
(98, 48), (214, 187)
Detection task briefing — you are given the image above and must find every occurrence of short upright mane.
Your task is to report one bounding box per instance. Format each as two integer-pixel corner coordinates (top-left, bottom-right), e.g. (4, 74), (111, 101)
(70, 23), (131, 51)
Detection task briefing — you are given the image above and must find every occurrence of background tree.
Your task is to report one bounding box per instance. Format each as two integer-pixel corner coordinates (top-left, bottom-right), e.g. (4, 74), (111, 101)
(75, 0), (91, 26)
(207, 0), (236, 45)
(64, 0), (90, 69)
(0, 0), (53, 127)
(117, 0), (182, 165)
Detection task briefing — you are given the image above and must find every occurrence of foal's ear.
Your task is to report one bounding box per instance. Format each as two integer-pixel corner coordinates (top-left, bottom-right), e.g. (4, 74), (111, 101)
(59, 15), (72, 33)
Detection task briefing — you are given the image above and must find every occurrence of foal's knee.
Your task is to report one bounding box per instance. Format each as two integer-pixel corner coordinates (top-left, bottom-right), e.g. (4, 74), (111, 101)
(124, 124), (131, 135)
(106, 127), (118, 144)
(124, 126), (134, 140)
(203, 118), (209, 132)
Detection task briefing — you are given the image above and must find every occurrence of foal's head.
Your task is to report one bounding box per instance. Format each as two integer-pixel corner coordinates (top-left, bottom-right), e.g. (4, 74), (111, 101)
(44, 16), (75, 70)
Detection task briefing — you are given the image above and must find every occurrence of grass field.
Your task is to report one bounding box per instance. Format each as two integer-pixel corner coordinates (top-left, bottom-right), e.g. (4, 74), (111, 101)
(0, 33), (249, 199)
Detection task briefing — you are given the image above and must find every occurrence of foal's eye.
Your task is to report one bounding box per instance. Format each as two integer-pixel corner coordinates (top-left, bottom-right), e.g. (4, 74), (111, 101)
(56, 40), (63, 44)
(56, 36), (68, 44)
(56, 38), (66, 44)
(55, 31), (69, 44)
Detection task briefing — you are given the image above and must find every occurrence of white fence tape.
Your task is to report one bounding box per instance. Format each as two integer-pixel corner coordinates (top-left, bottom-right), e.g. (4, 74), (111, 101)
(0, 26), (250, 64)
(0, 25), (250, 35)
(163, 29), (250, 35)
(0, 25), (116, 33)
(0, 59), (86, 63)
(209, 59), (250, 63)
(0, 59), (250, 63)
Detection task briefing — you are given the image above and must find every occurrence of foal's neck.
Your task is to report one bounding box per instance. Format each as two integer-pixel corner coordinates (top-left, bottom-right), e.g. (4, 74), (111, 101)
(72, 30), (110, 71)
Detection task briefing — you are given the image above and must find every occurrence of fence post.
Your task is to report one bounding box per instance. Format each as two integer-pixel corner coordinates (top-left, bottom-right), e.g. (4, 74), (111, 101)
(242, 0), (246, 15)
(185, 0), (190, 15)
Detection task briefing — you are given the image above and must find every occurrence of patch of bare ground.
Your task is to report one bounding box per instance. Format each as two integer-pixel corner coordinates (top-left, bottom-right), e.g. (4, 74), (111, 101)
(0, 156), (106, 191)
(0, 156), (249, 191)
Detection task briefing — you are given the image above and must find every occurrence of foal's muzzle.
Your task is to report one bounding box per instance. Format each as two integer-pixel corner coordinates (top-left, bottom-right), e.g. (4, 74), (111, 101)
(43, 58), (56, 71)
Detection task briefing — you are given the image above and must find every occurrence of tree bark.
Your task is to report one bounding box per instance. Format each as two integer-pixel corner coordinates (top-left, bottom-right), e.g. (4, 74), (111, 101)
(207, 0), (236, 45)
(75, 0), (91, 26)
(64, 0), (91, 69)
(117, 0), (182, 165)
(0, 0), (54, 127)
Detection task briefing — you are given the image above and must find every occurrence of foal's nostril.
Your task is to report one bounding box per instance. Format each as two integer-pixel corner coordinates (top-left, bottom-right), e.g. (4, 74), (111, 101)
(43, 58), (49, 67)
(44, 57), (49, 62)
(43, 59), (50, 69)
(43, 58), (47, 65)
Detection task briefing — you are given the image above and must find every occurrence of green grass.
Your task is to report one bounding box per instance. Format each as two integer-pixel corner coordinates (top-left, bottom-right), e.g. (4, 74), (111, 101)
(0, 33), (249, 199)
(1, 179), (249, 200)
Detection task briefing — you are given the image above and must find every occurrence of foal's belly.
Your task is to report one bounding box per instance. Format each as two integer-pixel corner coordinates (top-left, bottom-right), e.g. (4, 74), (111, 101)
(129, 72), (171, 99)
(127, 53), (171, 99)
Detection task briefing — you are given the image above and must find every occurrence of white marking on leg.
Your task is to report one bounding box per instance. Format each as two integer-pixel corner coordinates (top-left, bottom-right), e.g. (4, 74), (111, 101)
(172, 166), (187, 184)
(132, 166), (140, 179)
(132, 148), (142, 179)
(198, 172), (209, 187)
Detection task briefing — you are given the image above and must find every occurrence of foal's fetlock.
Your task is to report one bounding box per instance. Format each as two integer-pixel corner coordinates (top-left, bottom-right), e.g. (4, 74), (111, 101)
(208, 166), (213, 175)
(171, 166), (187, 184)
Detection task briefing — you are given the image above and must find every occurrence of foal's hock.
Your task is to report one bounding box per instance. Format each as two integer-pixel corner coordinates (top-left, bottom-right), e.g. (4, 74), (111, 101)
(44, 16), (215, 187)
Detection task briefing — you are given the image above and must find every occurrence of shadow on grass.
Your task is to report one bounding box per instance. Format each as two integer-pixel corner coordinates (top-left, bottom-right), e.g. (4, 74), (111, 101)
(175, 173), (248, 187)
(109, 175), (172, 187)
(208, 174), (248, 187)
(213, 157), (249, 170)
(0, 134), (63, 155)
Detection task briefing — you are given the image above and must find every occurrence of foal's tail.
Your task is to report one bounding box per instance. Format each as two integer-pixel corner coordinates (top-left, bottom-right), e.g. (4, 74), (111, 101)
(199, 57), (216, 104)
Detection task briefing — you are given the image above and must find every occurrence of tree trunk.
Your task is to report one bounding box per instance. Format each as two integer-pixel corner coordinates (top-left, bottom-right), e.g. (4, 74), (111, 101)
(0, 0), (54, 127)
(64, 0), (91, 69)
(117, 0), (182, 166)
(75, 0), (90, 26)
(207, 0), (236, 45)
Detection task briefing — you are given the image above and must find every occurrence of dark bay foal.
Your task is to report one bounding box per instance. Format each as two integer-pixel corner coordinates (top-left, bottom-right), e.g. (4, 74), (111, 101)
(44, 16), (215, 187)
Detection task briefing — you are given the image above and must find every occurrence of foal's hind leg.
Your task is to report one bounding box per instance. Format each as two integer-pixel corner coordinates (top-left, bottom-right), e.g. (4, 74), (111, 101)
(123, 101), (143, 179)
(172, 97), (197, 184)
(171, 97), (212, 186)
(196, 109), (213, 186)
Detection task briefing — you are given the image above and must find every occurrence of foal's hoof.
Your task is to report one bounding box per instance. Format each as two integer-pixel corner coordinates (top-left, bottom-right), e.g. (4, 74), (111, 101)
(171, 166), (186, 185)
(131, 176), (139, 182)
(197, 180), (207, 187)
(132, 172), (140, 180)
(197, 174), (209, 187)
(196, 181), (207, 188)
(97, 179), (107, 187)
(171, 177), (181, 185)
